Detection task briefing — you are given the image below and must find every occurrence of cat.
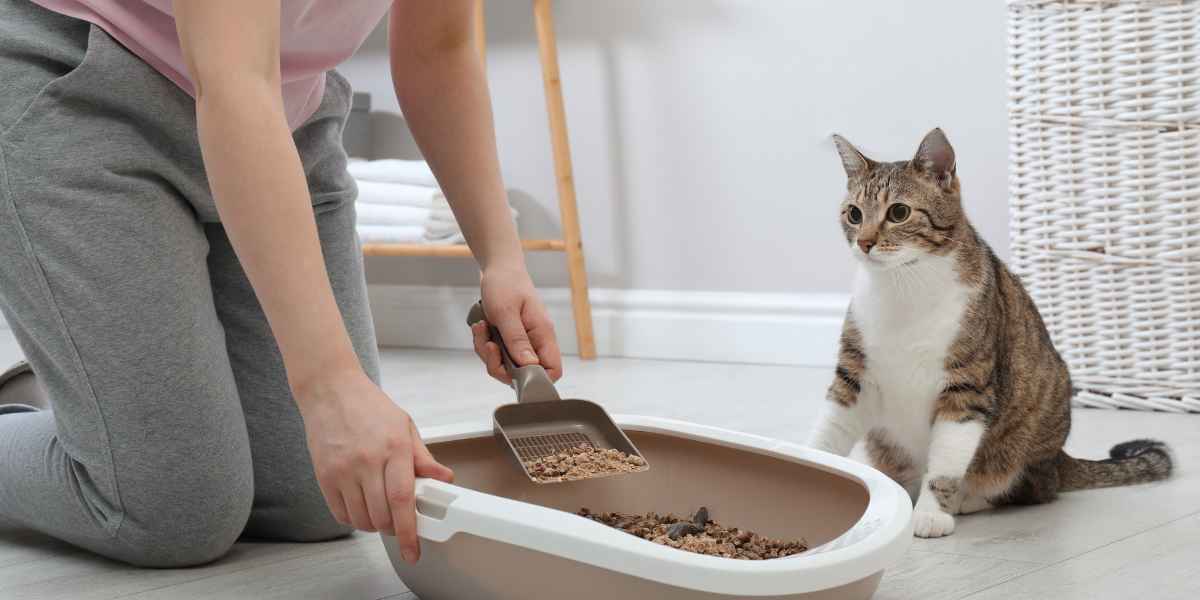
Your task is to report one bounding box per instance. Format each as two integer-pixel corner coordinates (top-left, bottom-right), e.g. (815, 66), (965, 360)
(807, 128), (1174, 538)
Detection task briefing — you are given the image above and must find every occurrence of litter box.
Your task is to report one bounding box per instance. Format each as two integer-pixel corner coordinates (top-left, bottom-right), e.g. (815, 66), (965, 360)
(382, 415), (912, 599)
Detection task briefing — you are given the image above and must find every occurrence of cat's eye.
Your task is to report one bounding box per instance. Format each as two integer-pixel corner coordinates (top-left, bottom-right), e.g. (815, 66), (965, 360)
(887, 203), (911, 223)
(847, 205), (863, 225)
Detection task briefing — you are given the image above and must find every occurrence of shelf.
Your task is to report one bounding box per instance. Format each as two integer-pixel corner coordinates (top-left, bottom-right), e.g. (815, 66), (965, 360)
(362, 238), (567, 257)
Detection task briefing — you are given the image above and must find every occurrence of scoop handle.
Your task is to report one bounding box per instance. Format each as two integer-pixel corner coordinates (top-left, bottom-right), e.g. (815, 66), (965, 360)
(467, 301), (560, 403)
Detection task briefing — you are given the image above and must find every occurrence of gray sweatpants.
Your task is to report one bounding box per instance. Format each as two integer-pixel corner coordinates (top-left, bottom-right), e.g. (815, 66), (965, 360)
(0, 0), (379, 567)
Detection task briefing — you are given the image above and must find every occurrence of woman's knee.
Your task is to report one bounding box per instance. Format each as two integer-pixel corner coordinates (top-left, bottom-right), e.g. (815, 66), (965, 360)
(112, 444), (256, 567)
(117, 491), (254, 567)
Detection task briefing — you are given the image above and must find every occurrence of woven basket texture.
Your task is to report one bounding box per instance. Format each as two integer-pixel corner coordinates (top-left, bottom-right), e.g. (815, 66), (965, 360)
(1009, 0), (1200, 411)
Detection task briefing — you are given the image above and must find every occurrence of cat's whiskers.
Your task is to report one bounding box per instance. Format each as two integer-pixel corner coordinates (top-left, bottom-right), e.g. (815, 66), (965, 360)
(896, 262), (921, 298)
(880, 258), (924, 301)
(920, 231), (962, 250)
(899, 260), (933, 299)
(874, 249), (958, 303)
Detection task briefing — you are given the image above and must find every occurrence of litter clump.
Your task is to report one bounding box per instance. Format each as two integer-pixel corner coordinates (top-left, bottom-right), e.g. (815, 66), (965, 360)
(578, 506), (808, 560)
(521, 443), (647, 482)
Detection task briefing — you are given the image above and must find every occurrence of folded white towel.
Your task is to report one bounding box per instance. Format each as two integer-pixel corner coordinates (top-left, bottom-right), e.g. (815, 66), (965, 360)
(357, 225), (425, 244)
(356, 180), (442, 208)
(422, 231), (467, 244)
(356, 203), (432, 227)
(354, 175), (518, 246)
(357, 224), (466, 245)
(427, 209), (455, 223)
(424, 206), (517, 224)
(425, 196), (517, 221)
(423, 219), (464, 238)
(349, 160), (437, 187)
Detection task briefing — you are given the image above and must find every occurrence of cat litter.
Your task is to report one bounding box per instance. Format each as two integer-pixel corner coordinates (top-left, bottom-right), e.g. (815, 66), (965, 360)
(521, 443), (647, 482)
(578, 506), (809, 560)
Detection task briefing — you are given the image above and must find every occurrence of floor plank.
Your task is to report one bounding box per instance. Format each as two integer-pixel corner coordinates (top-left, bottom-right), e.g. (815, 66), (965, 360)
(0, 536), (373, 600)
(874, 549), (1040, 600)
(375, 348), (830, 443)
(120, 535), (404, 600)
(964, 512), (1200, 600)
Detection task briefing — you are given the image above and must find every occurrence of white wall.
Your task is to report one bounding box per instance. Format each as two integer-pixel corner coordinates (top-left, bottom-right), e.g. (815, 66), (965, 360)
(342, 0), (1009, 296)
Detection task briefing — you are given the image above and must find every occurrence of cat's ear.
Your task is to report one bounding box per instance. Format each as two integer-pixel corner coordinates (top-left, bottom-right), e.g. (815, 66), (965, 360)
(912, 128), (956, 186)
(832, 134), (875, 180)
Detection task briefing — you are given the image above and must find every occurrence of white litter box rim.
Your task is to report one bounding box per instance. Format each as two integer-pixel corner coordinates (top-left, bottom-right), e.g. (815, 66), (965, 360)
(401, 415), (913, 596)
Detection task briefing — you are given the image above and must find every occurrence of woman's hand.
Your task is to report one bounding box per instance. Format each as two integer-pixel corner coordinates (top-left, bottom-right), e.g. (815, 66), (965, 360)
(296, 369), (454, 564)
(471, 263), (563, 384)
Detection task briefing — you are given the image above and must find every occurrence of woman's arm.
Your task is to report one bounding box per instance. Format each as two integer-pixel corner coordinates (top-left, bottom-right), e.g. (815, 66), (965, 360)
(389, 1), (563, 383)
(174, 2), (354, 389)
(174, 1), (451, 564)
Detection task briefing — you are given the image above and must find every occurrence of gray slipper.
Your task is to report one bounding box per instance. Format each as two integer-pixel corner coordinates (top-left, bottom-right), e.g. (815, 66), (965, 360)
(0, 361), (45, 413)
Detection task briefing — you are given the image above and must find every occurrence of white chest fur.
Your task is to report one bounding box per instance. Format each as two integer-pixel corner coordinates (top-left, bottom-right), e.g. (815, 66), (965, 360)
(850, 254), (973, 468)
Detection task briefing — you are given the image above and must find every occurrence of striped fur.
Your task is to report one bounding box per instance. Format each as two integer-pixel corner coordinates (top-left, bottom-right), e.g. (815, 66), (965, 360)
(810, 129), (1175, 537)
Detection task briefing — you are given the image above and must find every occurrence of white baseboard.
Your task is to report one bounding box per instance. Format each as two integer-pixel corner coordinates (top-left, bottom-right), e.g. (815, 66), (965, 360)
(0, 288), (847, 367)
(367, 285), (849, 368)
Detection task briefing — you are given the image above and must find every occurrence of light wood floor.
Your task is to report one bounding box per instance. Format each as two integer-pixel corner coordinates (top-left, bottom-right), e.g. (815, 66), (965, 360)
(0, 337), (1196, 600)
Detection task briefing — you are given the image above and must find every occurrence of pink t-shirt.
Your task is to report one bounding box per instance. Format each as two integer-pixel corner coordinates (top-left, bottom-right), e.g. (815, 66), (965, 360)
(30, 0), (392, 129)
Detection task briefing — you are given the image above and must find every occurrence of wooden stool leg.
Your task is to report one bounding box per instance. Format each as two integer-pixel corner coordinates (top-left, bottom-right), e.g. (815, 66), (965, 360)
(532, 0), (596, 359)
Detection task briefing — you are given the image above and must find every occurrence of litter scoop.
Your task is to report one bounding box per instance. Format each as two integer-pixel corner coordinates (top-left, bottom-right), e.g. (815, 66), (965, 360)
(467, 301), (649, 484)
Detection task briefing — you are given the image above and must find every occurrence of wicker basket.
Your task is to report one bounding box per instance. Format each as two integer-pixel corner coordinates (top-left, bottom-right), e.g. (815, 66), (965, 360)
(1008, 0), (1200, 412)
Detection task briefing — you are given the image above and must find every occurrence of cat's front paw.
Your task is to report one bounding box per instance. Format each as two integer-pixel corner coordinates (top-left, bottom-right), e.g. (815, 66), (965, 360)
(912, 510), (955, 538)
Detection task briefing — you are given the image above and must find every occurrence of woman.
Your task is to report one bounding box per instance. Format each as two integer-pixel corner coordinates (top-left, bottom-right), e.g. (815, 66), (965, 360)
(0, 0), (562, 568)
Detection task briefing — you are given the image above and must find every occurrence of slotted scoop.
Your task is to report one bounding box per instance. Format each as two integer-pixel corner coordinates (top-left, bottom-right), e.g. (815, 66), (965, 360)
(467, 301), (649, 484)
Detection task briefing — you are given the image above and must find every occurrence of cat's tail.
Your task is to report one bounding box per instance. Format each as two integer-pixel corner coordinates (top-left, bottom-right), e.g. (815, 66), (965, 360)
(1056, 439), (1173, 492)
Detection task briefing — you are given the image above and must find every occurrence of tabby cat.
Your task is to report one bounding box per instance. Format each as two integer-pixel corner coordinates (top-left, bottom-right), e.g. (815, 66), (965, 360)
(808, 128), (1173, 538)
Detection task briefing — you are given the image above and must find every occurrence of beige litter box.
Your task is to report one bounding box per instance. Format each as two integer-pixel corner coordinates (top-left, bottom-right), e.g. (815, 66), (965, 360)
(382, 415), (912, 599)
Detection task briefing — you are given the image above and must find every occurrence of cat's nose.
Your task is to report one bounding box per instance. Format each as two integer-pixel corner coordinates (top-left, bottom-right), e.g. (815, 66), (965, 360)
(858, 238), (876, 254)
